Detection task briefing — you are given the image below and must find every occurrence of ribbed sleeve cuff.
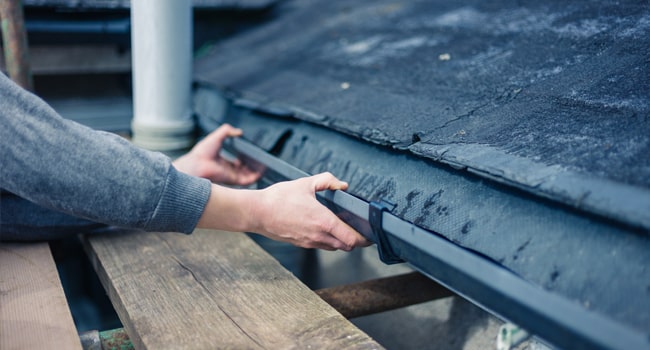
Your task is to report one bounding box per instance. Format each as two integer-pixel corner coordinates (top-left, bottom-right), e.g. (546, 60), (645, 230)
(146, 167), (212, 234)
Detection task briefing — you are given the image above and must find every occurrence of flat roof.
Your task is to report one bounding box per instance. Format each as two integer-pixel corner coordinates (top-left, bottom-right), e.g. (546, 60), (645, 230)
(194, 0), (650, 345)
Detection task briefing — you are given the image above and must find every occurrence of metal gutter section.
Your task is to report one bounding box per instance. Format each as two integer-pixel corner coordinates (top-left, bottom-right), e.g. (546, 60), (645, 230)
(194, 84), (650, 349)
(383, 217), (650, 350)
(193, 84), (650, 329)
(223, 136), (650, 350)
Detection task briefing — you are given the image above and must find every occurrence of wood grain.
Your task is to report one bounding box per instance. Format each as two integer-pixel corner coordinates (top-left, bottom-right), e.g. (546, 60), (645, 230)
(83, 229), (382, 349)
(0, 242), (82, 350)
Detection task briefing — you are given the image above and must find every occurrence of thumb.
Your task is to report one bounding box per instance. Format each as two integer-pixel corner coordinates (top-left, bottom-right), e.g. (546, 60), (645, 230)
(198, 124), (243, 155)
(310, 172), (349, 192)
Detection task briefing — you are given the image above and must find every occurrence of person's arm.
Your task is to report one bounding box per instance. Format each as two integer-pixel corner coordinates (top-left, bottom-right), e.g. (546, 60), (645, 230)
(173, 124), (369, 251)
(0, 72), (210, 239)
(1, 73), (369, 250)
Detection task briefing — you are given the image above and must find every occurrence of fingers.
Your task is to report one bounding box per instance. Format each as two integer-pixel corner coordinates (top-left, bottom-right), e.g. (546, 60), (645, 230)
(306, 173), (371, 250)
(212, 124), (243, 144)
(199, 124), (242, 155)
(185, 124), (262, 185)
(324, 213), (372, 251)
(310, 172), (349, 192)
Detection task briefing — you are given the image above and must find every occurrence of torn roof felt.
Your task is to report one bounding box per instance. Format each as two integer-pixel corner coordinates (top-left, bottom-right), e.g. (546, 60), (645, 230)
(195, 0), (650, 232)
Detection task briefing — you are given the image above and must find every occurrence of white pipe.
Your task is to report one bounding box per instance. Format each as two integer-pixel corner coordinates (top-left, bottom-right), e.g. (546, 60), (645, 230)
(130, 0), (194, 151)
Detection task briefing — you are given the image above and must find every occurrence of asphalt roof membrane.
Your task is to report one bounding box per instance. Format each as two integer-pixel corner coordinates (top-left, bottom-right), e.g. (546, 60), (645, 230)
(193, 0), (650, 343)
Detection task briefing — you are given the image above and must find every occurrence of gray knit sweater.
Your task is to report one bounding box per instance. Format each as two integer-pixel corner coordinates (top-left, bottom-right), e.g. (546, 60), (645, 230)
(0, 73), (211, 241)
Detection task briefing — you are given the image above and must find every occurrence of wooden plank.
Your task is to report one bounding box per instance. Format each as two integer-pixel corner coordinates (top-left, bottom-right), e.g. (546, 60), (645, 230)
(0, 242), (82, 350)
(82, 229), (383, 350)
(316, 272), (453, 319)
(0, 45), (131, 75)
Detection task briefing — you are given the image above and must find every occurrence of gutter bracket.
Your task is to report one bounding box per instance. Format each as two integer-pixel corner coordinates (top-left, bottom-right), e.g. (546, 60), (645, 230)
(369, 199), (403, 264)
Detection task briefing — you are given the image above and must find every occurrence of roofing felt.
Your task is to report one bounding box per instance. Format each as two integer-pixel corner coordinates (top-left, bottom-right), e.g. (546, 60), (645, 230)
(195, 0), (650, 232)
(194, 91), (650, 336)
(193, 0), (650, 339)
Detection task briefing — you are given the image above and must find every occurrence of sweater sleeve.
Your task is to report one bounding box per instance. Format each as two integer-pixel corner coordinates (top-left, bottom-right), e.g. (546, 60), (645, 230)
(0, 73), (211, 240)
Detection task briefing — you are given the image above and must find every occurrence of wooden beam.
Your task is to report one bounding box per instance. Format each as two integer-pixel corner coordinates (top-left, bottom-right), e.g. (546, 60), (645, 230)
(82, 229), (382, 349)
(0, 0), (33, 90)
(0, 45), (132, 75)
(0, 242), (81, 350)
(316, 272), (453, 319)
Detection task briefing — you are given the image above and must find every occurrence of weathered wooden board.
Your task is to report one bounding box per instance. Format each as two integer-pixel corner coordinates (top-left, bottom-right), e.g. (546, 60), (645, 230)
(82, 229), (382, 349)
(0, 45), (131, 75)
(0, 242), (82, 350)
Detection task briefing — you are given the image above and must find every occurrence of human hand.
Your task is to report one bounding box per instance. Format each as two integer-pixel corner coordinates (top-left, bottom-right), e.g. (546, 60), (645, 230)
(252, 172), (372, 251)
(173, 124), (261, 185)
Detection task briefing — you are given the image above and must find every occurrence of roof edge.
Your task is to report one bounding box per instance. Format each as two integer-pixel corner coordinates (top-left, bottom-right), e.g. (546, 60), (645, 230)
(216, 86), (650, 234)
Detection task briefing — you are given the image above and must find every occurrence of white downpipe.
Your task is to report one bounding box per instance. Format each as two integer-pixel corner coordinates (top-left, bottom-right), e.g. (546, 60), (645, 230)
(130, 0), (194, 151)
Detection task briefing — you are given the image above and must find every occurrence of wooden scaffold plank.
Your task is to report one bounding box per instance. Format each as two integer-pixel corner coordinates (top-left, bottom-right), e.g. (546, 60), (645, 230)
(83, 229), (382, 350)
(0, 242), (81, 350)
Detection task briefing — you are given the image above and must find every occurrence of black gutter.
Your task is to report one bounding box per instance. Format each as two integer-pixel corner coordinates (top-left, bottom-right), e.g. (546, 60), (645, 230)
(223, 135), (650, 350)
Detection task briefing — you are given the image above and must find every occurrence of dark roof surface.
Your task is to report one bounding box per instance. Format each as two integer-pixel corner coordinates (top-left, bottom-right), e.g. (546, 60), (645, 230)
(193, 0), (650, 339)
(196, 0), (650, 231)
